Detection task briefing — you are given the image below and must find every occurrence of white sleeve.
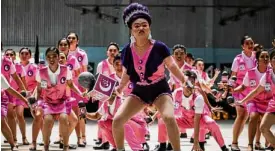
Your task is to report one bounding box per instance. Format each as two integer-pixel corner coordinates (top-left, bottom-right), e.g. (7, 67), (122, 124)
(10, 63), (16, 75)
(242, 72), (250, 87)
(194, 95), (204, 114)
(97, 104), (105, 116)
(66, 68), (73, 80)
(96, 62), (103, 74)
(259, 73), (267, 87)
(231, 58), (239, 72)
(1, 75), (10, 90)
(82, 53), (88, 66)
(35, 71), (41, 83)
(20, 66), (26, 77)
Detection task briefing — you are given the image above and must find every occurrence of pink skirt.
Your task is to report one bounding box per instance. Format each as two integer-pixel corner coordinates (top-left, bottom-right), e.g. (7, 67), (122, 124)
(266, 99), (275, 113)
(247, 101), (268, 114)
(15, 98), (28, 108)
(1, 92), (9, 118)
(65, 97), (76, 115)
(42, 102), (66, 115)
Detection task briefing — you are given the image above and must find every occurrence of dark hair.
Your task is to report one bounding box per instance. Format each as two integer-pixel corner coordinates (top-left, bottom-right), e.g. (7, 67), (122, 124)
(184, 70), (197, 79)
(241, 35), (252, 45)
(253, 44), (263, 51)
(123, 3), (151, 28)
(270, 50), (275, 60)
(59, 52), (67, 60)
(107, 42), (119, 51)
(66, 32), (79, 40)
(45, 47), (59, 56)
(255, 49), (269, 61)
(19, 47), (32, 55)
(5, 49), (16, 56)
(58, 38), (70, 48)
(113, 54), (121, 64)
(186, 53), (194, 60)
(172, 44), (186, 53)
(194, 58), (204, 66)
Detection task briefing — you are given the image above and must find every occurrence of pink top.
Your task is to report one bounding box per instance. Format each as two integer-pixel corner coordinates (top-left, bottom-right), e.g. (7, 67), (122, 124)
(110, 73), (133, 96)
(245, 67), (273, 102)
(10, 63), (26, 91)
(260, 69), (275, 113)
(68, 47), (88, 72)
(97, 59), (114, 76)
(1, 56), (16, 83)
(23, 63), (38, 92)
(39, 65), (69, 104)
(169, 62), (192, 89)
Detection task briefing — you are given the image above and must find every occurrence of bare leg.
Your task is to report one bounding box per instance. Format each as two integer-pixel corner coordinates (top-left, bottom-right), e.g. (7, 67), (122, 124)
(30, 107), (43, 149)
(68, 110), (78, 136)
(59, 113), (69, 151)
(231, 106), (248, 148)
(72, 106), (83, 144)
(260, 113), (275, 147)
(7, 104), (17, 144)
(248, 112), (260, 150)
(1, 118), (16, 148)
(154, 95), (181, 151)
(112, 96), (145, 150)
(15, 105), (29, 144)
(42, 114), (54, 150)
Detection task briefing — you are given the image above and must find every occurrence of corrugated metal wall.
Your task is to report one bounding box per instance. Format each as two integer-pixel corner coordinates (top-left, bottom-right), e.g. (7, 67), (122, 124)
(1, 0), (274, 48)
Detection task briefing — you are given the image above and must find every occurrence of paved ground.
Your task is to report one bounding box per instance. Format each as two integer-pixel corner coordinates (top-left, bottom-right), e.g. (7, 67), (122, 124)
(1, 118), (275, 151)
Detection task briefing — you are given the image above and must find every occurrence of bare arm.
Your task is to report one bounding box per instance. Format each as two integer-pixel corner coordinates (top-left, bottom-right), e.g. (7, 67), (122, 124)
(6, 87), (28, 105)
(36, 83), (42, 100)
(86, 112), (102, 120)
(81, 65), (87, 72)
(240, 85), (265, 104)
(193, 114), (202, 145)
(11, 73), (27, 91)
(233, 84), (246, 93)
(117, 67), (130, 92)
(67, 80), (82, 95)
(164, 56), (185, 84)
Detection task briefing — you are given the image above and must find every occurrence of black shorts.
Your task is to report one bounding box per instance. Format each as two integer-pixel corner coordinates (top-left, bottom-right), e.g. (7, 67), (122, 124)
(130, 78), (171, 104)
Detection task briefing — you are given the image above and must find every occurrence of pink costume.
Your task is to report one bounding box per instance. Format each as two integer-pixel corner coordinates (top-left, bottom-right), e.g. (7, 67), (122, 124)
(39, 65), (69, 115)
(110, 73), (133, 97)
(261, 69), (275, 113)
(1, 74), (12, 118)
(96, 59), (115, 140)
(98, 96), (146, 151)
(173, 88), (226, 147)
(245, 68), (272, 114)
(1, 57), (16, 104)
(169, 62), (192, 90)
(10, 63), (27, 106)
(66, 54), (82, 108)
(231, 53), (256, 102)
(69, 47), (88, 73)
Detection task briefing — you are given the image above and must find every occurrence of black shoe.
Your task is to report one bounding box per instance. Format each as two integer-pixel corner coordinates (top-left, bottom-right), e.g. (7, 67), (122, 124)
(167, 143), (173, 150)
(221, 145), (229, 151)
(266, 145), (274, 150)
(110, 148), (117, 151)
(190, 138), (194, 143)
(59, 143), (77, 149)
(153, 143), (166, 151)
(143, 142), (150, 151)
(95, 138), (102, 145)
(199, 142), (205, 151)
(180, 133), (188, 138)
(145, 134), (150, 141)
(93, 142), (110, 150)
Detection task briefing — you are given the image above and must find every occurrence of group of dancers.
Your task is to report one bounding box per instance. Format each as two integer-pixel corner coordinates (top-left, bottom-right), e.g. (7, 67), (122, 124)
(1, 2), (275, 151)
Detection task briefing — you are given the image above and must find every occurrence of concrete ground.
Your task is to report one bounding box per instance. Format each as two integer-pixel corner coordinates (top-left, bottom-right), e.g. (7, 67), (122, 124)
(1, 118), (275, 151)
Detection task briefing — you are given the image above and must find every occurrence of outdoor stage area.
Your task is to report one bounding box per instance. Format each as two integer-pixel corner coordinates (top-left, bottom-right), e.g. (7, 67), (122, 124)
(1, 118), (274, 151)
